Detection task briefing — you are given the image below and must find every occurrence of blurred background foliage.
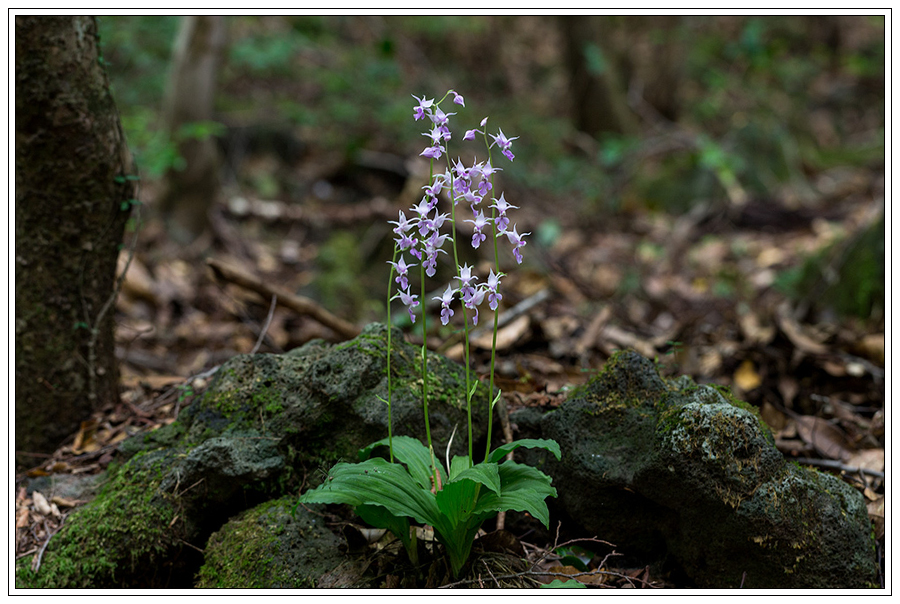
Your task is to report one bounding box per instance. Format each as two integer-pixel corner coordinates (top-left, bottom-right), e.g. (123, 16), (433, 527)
(96, 14), (885, 321)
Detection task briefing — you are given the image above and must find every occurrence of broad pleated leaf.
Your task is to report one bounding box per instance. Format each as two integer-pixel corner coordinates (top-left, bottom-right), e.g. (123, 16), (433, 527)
(434, 479), (493, 576)
(472, 460), (557, 527)
(449, 461), (501, 495)
(356, 503), (413, 554)
(448, 455), (472, 481)
(298, 457), (442, 528)
(487, 438), (561, 464)
(300, 438), (559, 579)
(359, 435), (447, 491)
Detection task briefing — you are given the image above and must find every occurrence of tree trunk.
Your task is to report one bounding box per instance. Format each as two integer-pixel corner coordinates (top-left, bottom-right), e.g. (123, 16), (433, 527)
(15, 16), (135, 464)
(156, 15), (226, 243)
(558, 15), (637, 138)
(617, 16), (685, 123)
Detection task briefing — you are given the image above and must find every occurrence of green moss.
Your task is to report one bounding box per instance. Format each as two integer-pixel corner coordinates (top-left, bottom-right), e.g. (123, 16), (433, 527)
(195, 497), (345, 588)
(118, 419), (188, 458)
(195, 501), (283, 588)
(16, 450), (186, 588)
(655, 379), (775, 447)
(194, 366), (289, 439)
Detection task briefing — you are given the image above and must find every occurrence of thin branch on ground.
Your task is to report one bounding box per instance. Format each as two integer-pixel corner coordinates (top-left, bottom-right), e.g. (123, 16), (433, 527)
(793, 457), (885, 480)
(250, 294), (278, 354)
(207, 257), (359, 340)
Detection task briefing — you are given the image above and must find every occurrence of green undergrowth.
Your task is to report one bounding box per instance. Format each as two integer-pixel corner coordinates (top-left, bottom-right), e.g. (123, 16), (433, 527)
(16, 450), (189, 588)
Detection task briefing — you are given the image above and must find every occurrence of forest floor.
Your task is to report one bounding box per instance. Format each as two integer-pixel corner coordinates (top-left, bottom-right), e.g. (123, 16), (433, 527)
(15, 154), (885, 587)
(14, 14), (887, 590)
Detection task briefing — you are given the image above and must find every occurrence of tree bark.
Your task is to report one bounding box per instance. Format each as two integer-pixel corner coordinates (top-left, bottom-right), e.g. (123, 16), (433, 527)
(156, 15), (227, 243)
(558, 15), (637, 138)
(15, 16), (135, 463)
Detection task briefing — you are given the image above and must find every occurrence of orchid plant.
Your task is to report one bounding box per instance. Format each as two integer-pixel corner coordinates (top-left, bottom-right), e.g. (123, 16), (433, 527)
(297, 90), (560, 579)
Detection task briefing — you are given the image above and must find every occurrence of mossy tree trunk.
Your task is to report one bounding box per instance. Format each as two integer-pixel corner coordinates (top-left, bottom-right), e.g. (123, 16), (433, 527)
(15, 16), (135, 464)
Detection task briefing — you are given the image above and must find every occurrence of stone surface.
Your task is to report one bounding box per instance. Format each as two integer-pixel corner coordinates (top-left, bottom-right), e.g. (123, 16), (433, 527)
(536, 350), (878, 588)
(195, 497), (372, 588)
(17, 334), (877, 589)
(17, 323), (497, 588)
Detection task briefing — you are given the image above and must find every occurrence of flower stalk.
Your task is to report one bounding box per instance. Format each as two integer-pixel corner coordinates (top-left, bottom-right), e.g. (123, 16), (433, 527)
(298, 90), (557, 580)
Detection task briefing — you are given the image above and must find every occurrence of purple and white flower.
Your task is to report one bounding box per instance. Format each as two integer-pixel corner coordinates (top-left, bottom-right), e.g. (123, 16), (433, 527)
(490, 128), (518, 162)
(463, 286), (486, 326)
(490, 192), (518, 233)
(434, 284), (457, 325)
(412, 94), (434, 121)
(388, 255), (416, 291)
(504, 224), (530, 264)
(485, 269), (503, 311)
(395, 287), (419, 323)
(466, 210), (490, 249)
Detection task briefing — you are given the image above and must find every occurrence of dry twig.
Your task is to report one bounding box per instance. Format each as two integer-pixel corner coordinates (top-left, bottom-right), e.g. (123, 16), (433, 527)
(250, 294), (278, 354)
(207, 258), (359, 340)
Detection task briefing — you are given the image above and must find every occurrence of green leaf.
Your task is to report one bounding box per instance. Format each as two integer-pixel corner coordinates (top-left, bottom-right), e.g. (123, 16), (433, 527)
(448, 455), (472, 481)
(467, 381), (478, 402)
(554, 543), (597, 574)
(356, 503), (414, 558)
(487, 438), (561, 464)
(298, 458), (442, 529)
(472, 461), (557, 527)
(541, 578), (587, 589)
(435, 478), (479, 526)
(490, 388), (503, 410)
(449, 462), (501, 495)
(301, 440), (559, 580)
(360, 435), (446, 490)
(434, 479), (491, 576)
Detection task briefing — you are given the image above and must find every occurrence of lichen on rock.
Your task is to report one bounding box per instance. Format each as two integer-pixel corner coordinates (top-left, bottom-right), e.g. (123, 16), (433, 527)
(17, 323), (498, 588)
(195, 497), (368, 588)
(538, 350), (878, 588)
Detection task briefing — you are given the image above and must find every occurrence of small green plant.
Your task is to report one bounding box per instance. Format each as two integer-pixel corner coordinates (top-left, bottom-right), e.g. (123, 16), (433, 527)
(120, 111), (225, 179)
(541, 578), (587, 588)
(176, 383), (195, 404)
(296, 91), (560, 579)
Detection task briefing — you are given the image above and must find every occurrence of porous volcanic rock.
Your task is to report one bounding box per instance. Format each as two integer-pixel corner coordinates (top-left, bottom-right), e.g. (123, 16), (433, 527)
(16, 323), (497, 588)
(536, 350), (877, 589)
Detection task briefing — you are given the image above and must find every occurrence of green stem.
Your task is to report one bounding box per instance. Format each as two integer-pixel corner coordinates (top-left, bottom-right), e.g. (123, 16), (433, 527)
(420, 258), (433, 451)
(447, 170), (474, 464)
(385, 245), (399, 463)
(434, 101), (473, 463)
(484, 144), (500, 463)
(421, 162), (435, 478)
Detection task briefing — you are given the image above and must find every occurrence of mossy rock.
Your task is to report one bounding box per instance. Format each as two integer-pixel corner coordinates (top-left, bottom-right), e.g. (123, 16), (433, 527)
(195, 496), (374, 588)
(539, 350), (878, 588)
(15, 449), (197, 588)
(17, 323), (500, 588)
(777, 214), (884, 320)
(124, 322), (497, 466)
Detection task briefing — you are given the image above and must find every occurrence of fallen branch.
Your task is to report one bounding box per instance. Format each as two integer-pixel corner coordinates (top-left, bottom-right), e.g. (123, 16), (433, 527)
(250, 294), (278, 354)
(207, 258), (359, 341)
(31, 516), (67, 574)
(793, 457), (885, 480)
(438, 288), (551, 356)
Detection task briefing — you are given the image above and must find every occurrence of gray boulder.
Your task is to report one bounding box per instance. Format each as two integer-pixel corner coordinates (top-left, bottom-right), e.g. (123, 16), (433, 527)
(16, 323), (495, 588)
(537, 350), (878, 588)
(196, 497), (375, 588)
